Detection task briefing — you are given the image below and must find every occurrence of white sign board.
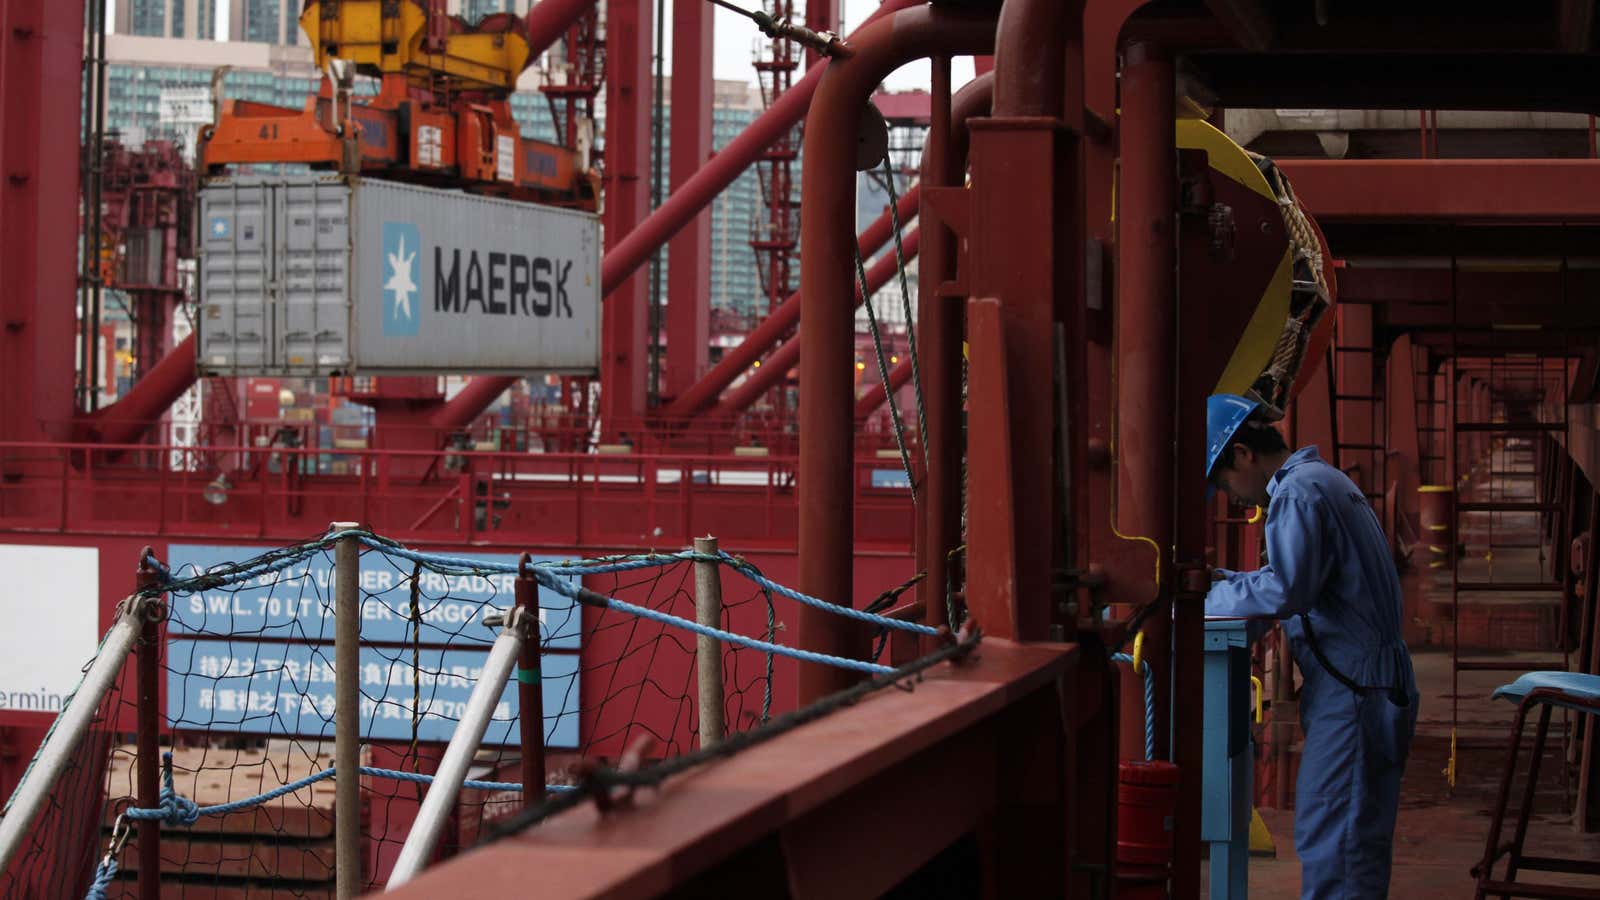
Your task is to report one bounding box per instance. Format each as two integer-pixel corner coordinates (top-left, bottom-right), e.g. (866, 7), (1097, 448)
(0, 545), (100, 715)
(159, 88), (213, 125)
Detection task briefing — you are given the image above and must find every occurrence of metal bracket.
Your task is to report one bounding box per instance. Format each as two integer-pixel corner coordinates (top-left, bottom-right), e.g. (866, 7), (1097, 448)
(481, 605), (536, 638)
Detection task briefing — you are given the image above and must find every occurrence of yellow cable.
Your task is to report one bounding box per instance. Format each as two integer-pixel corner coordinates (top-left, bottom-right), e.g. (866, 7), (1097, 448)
(1132, 631), (1146, 675)
(1250, 675), (1264, 724)
(1247, 505), (1264, 525)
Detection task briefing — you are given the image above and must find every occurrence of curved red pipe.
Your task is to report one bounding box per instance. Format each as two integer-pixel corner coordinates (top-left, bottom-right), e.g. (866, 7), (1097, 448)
(796, 4), (996, 700)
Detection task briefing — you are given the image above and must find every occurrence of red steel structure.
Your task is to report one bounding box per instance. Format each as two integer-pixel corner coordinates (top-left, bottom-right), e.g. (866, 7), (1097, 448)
(10, 1), (1600, 896)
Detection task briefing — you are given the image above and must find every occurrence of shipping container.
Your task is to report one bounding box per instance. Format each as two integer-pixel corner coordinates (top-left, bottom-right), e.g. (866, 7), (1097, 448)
(197, 175), (601, 376)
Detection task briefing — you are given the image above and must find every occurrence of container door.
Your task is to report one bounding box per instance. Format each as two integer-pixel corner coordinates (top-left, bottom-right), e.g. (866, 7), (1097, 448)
(198, 181), (272, 372)
(276, 178), (352, 374)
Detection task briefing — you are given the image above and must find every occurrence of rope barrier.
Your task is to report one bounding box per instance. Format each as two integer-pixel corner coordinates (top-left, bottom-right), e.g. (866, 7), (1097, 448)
(118, 754), (577, 825)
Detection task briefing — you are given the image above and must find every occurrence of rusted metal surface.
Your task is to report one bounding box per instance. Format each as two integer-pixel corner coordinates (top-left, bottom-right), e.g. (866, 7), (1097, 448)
(383, 639), (1077, 900)
(796, 3), (996, 701)
(1115, 41), (1178, 763)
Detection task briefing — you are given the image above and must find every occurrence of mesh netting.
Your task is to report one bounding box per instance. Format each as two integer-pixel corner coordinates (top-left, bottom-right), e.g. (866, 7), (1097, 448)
(1, 534), (794, 897)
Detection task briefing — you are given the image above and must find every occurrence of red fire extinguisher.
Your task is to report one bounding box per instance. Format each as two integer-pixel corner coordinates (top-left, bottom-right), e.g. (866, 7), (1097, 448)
(1116, 759), (1179, 898)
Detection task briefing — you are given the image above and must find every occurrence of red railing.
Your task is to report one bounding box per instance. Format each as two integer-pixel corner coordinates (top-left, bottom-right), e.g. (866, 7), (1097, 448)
(0, 442), (916, 551)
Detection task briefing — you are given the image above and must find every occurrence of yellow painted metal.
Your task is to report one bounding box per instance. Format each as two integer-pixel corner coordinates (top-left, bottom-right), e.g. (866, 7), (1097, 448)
(1247, 505), (1264, 524)
(1175, 119), (1295, 400)
(1419, 484), (1456, 494)
(1249, 807), (1277, 857)
(1132, 630), (1146, 675)
(300, 0), (530, 93)
(1249, 675), (1263, 724)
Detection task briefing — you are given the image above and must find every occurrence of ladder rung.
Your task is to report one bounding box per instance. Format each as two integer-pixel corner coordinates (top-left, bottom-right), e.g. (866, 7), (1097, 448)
(1457, 502), (1556, 512)
(1455, 581), (1565, 592)
(1454, 422), (1565, 433)
(1339, 443), (1387, 450)
(1335, 346), (1375, 354)
(1335, 394), (1379, 401)
(1455, 659), (1567, 672)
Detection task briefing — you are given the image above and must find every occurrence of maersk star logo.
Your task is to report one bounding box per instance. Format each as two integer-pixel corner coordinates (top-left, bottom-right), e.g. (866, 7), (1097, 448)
(209, 216), (229, 239)
(381, 222), (422, 337)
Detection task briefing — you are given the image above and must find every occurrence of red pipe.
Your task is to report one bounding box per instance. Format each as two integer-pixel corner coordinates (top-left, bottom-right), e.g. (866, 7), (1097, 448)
(662, 185), (920, 418)
(716, 228), (922, 416)
(853, 356), (913, 422)
(797, 4), (996, 703)
(432, 376), (512, 432)
(77, 334), (197, 445)
(523, 0), (602, 58)
(1117, 41), (1178, 763)
(600, 0), (922, 299)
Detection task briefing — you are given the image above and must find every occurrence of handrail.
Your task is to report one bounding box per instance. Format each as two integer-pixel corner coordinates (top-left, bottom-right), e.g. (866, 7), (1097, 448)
(0, 595), (154, 873)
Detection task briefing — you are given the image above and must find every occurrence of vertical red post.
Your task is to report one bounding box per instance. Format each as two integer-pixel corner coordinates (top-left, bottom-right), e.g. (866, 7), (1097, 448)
(515, 556), (545, 807)
(599, 0), (654, 429)
(1115, 41), (1177, 762)
(0, 0), (82, 443)
(665, 0), (713, 400)
(135, 549), (165, 900)
(916, 58), (955, 630)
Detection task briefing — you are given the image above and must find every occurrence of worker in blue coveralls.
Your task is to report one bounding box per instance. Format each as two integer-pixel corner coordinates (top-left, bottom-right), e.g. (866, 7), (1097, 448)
(1204, 392), (1420, 900)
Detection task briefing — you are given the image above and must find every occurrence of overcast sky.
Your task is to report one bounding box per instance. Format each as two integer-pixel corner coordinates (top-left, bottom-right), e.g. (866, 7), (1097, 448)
(702, 0), (975, 91)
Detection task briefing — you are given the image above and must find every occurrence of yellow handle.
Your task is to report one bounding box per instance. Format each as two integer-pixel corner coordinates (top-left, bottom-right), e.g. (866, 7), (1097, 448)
(1250, 675), (1264, 724)
(1132, 631), (1146, 675)
(1247, 505), (1265, 525)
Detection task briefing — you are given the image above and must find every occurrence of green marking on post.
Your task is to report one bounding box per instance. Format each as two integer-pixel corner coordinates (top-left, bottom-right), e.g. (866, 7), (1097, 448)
(516, 668), (541, 685)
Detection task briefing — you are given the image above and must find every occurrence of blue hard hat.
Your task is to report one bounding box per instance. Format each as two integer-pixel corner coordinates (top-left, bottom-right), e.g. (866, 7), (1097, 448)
(1206, 393), (1261, 486)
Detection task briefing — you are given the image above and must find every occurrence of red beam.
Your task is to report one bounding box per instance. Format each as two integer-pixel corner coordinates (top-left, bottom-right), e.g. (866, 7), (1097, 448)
(599, 0), (654, 425)
(716, 228), (921, 416)
(665, 0), (713, 398)
(1279, 159), (1600, 222)
(523, 0), (600, 57)
(77, 335), (197, 445)
(854, 358), (913, 422)
(662, 186), (920, 418)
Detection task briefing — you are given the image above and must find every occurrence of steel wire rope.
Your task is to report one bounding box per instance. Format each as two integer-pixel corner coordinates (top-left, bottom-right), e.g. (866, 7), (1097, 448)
(871, 159), (930, 455)
(856, 246), (918, 503)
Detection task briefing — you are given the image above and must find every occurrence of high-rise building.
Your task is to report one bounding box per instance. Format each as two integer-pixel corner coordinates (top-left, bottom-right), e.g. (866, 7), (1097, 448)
(229, 0), (299, 46)
(647, 77), (770, 324)
(115, 0), (216, 40)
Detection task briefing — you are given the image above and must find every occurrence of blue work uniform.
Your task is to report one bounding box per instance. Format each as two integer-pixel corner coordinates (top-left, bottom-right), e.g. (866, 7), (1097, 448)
(1206, 446), (1419, 900)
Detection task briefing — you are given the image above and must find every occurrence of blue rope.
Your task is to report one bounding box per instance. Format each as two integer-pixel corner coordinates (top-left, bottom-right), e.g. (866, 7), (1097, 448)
(718, 552), (940, 636)
(540, 572), (895, 675)
(84, 857), (116, 900)
(368, 537), (894, 674)
(1111, 653), (1157, 762)
(120, 757), (577, 822)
